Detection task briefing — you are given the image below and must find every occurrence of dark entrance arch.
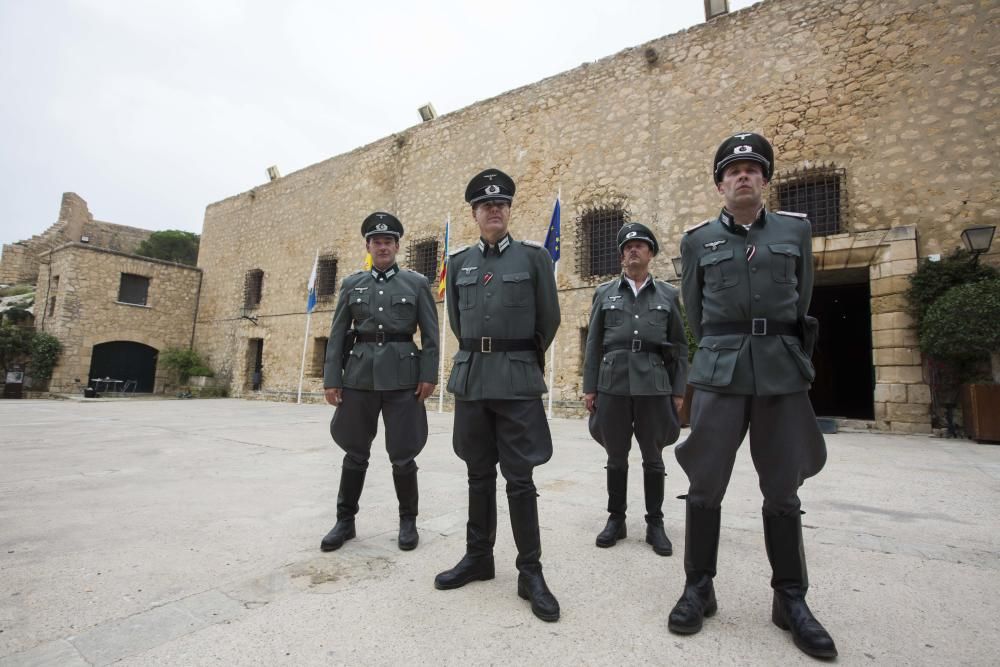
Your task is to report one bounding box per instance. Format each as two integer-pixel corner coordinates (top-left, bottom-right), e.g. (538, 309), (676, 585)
(88, 341), (158, 393)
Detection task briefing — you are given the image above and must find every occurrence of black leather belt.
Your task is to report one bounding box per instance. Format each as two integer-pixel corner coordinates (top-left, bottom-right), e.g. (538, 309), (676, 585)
(356, 333), (413, 344)
(459, 337), (536, 353)
(701, 319), (799, 336)
(603, 340), (668, 354)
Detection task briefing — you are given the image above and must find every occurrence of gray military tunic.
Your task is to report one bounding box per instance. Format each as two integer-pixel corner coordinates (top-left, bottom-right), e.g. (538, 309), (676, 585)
(324, 264), (439, 473)
(446, 234), (561, 495)
(582, 274), (689, 471)
(676, 208), (826, 515)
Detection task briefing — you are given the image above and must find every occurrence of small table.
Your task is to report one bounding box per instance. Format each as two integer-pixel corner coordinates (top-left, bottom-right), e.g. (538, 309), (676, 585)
(91, 378), (123, 395)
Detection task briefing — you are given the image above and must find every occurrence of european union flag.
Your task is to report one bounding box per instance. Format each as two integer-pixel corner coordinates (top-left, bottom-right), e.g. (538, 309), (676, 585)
(544, 198), (560, 262)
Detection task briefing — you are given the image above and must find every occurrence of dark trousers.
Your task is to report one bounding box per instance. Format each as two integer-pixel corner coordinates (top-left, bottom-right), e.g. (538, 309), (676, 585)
(674, 390), (826, 515)
(330, 387), (428, 474)
(588, 393), (680, 472)
(453, 399), (553, 497)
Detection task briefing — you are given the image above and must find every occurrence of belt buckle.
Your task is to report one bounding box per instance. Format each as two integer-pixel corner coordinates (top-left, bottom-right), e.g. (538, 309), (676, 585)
(630, 339), (642, 352)
(375, 332), (386, 345)
(752, 318), (767, 336)
(481, 337), (492, 353)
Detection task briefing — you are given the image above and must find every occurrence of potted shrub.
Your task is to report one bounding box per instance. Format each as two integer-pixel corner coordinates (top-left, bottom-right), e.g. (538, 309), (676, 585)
(918, 278), (1000, 442)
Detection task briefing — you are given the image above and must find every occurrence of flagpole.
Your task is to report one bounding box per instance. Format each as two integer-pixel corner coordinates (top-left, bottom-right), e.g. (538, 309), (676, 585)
(547, 189), (560, 419)
(438, 214), (450, 413)
(297, 250), (320, 404)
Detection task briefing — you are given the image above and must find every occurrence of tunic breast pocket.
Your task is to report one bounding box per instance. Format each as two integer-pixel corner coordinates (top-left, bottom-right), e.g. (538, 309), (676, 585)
(349, 293), (370, 321)
(456, 274), (478, 310)
(501, 272), (531, 307)
(768, 243), (800, 284)
(699, 249), (738, 291)
(391, 293), (416, 320)
(602, 301), (624, 328)
(648, 301), (671, 326)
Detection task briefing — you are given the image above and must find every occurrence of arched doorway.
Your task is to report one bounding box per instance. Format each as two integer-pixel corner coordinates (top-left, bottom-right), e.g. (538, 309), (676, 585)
(88, 341), (158, 393)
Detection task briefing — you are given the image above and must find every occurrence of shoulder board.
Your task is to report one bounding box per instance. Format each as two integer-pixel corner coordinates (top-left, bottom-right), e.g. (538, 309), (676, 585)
(521, 239), (543, 248)
(683, 219), (712, 234)
(599, 277), (618, 288)
(347, 270), (365, 277)
(449, 244), (471, 257)
(775, 210), (808, 218)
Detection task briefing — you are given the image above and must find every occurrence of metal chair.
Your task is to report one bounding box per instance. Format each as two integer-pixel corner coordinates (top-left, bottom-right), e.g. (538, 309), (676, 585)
(121, 379), (138, 395)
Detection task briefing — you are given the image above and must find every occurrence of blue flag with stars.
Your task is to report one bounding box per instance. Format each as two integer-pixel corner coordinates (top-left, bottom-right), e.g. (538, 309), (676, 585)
(544, 197), (560, 262)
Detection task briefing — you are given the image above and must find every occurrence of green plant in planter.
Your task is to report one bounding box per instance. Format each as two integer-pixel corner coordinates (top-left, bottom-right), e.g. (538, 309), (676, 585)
(919, 279), (1000, 383)
(160, 347), (212, 383)
(907, 251), (999, 429)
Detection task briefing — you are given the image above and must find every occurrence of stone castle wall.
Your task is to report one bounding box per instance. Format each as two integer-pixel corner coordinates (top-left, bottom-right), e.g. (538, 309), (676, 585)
(193, 0), (999, 432)
(0, 193), (153, 286)
(37, 244), (202, 393)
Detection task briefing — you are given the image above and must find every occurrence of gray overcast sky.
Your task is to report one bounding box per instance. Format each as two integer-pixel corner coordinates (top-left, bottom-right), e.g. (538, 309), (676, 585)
(0, 0), (757, 246)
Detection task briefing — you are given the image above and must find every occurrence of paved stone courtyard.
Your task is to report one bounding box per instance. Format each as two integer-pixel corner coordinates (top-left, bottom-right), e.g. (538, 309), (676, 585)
(1, 398), (998, 665)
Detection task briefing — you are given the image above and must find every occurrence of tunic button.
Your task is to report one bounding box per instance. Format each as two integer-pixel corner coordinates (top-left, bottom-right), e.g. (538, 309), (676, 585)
(633, 330), (639, 335)
(378, 324), (384, 329)
(751, 267), (758, 273)
(485, 315), (491, 321)
(378, 306), (384, 311)
(657, 306), (663, 310)
(401, 298), (406, 302)
(754, 294), (761, 301)
(634, 314), (639, 319)
(486, 291), (492, 297)
(356, 298), (361, 302)
(610, 305), (616, 309)
(379, 290), (384, 295)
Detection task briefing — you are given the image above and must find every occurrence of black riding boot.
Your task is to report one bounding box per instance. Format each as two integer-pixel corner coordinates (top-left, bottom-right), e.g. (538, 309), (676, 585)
(509, 492), (560, 622)
(320, 467), (366, 552)
(596, 466), (628, 548)
(668, 502), (720, 634)
(393, 469), (419, 551)
(434, 477), (496, 590)
(764, 512), (838, 659)
(643, 467), (672, 556)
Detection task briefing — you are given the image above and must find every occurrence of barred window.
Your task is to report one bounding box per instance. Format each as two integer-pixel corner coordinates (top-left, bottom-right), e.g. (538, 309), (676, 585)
(316, 255), (338, 301)
(118, 273), (150, 306)
(576, 205), (629, 278)
(244, 269), (264, 309)
(408, 237), (439, 284)
(770, 165), (847, 236)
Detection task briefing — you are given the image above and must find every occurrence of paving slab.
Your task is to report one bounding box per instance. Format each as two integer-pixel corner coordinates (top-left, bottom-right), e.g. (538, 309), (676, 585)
(1, 398), (998, 665)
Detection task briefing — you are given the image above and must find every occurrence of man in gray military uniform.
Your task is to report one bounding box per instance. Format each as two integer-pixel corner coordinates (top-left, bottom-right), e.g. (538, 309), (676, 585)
(582, 222), (688, 557)
(669, 133), (837, 659)
(321, 212), (439, 553)
(434, 168), (563, 623)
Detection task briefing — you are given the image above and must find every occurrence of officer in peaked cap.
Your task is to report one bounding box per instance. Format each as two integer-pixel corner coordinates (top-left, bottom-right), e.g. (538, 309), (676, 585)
(712, 131), (774, 184)
(582, 222), (688, 559)
(321, 211), (439, 554)
(361, 211), (405, 239)
(669, 133), (837, 659)
(434, 168), (563, 623)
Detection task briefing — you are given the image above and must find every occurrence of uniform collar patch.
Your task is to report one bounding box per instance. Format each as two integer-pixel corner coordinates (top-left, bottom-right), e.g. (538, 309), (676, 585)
(371, 264), (399, 281)
(478, 233), (512, 256)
